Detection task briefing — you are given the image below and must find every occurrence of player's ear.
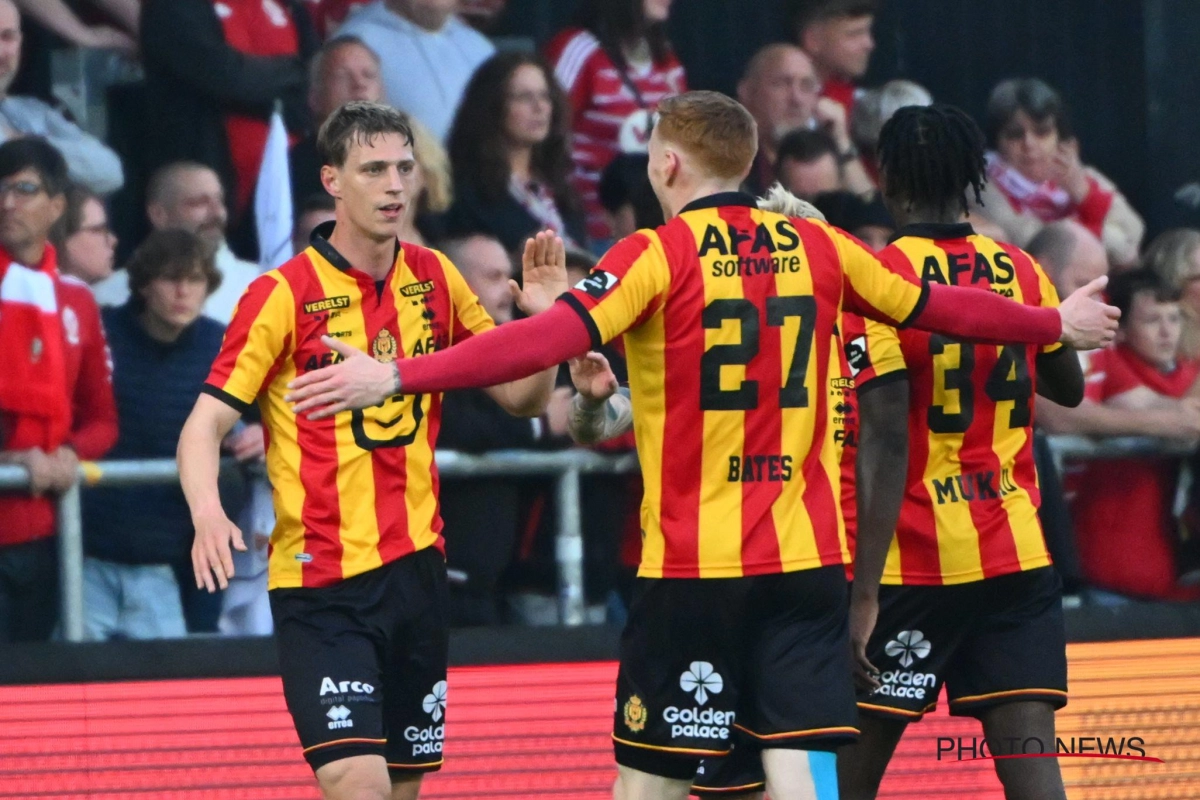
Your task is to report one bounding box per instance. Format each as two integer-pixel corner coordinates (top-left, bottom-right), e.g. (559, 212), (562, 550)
(320, 164), (341, 198)
(664, 149), (681, 188)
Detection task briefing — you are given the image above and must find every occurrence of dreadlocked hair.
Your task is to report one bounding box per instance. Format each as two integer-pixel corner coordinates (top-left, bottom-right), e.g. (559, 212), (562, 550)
(877, 103), (987, 217)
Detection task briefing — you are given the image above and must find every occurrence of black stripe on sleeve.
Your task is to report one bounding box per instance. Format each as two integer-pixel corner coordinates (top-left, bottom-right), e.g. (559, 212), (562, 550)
(201, 384), (252, 414)
(559, 292), (603, 351)
(897, 282), (930, 329)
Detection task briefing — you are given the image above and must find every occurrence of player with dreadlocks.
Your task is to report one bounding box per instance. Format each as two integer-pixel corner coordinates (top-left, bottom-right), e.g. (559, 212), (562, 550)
(836, 103), (1088, 799)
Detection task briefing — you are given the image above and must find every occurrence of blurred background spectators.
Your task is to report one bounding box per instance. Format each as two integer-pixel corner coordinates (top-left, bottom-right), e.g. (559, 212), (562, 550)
(4, 0), (1200, 641)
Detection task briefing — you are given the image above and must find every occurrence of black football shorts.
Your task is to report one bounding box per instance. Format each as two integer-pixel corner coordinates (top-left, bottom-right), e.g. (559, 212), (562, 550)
(269, 547), (449, 777)
(612, 565), (858, 781)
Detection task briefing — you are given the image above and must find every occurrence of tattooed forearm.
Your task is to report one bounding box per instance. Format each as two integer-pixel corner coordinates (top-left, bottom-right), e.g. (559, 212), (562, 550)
(568, 387), (633, 444)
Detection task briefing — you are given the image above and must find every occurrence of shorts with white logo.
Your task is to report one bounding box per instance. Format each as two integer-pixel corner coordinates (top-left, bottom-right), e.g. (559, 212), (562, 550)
(613, 565), (858, 781)
(269, 547), (449, 777)
(858, 566), (1067, 722)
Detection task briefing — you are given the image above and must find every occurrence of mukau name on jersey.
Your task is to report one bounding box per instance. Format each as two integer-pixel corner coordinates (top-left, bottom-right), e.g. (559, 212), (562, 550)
(932, 468), (1022, 505)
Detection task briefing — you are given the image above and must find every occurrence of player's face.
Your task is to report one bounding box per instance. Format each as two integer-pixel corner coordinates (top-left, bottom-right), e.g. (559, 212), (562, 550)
(1122, 292), (1183, 372)
(63, 197), (116, 284)
(313, 44), (382, 122)
(748, 49), (821, 140)
(808, 15), (874, 80)
(643, 0), (673, 23)
(997, 109), (1060, 184)
(504, 64), (553, 148)
(325, 132), (416, 242)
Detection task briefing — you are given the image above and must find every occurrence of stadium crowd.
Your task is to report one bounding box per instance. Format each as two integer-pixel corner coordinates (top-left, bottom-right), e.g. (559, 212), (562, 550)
(1, 0), (1197, 644)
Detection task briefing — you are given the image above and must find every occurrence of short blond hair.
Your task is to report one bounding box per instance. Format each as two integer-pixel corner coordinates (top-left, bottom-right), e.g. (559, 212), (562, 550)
(655, 91), (758, 181)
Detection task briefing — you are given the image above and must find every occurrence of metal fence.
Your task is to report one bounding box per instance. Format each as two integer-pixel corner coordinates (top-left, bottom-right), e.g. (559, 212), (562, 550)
(0, 450), (638, 642)
(0, 436), (1191, 643)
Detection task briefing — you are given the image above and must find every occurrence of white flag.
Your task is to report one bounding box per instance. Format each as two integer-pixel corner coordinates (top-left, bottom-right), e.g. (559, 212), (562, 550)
(255, 107), (294, 272)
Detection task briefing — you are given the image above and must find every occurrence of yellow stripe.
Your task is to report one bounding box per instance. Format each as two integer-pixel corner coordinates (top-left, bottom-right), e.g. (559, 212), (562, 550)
(693, 208), (747, 577)
(393, 255), (439, 554)
(856, 700), (938, 718)
(693, 781), (766, 793)
(612, 734), (729, 756)
(386, 760), (444, 769)
(733, 723), (859, 740)
(303, 737), (387, 754)
(627, 285), (669, 578)
(951, 688), (1068, 706)
(771, 211), (822, 569)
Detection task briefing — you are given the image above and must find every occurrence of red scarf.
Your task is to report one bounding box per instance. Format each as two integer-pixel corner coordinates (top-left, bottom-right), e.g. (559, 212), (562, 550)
(985, 151), (1074, 222)
(0, 244), (70, 452)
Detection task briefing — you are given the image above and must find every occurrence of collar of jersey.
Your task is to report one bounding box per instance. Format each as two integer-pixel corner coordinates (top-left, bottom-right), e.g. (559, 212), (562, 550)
(889, 221), (975, 243)
(309, 220), (401, 273)
(678, 191), (758, 214)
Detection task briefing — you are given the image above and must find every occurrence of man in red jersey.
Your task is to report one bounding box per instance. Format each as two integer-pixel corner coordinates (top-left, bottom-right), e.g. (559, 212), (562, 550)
(839, 105), (1089, 800)
(288, 92), (1117, 800)
(179, 101), (563, 800)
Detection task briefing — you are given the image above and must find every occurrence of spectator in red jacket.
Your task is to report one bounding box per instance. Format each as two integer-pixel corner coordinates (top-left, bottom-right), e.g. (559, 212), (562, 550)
(547, 0), (684, 243)
(0, 138), (73, 642)
(1071, 269), (1200, 602)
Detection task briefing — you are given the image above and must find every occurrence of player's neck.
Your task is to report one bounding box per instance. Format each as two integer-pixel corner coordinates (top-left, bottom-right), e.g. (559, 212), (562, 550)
(665, 181), (744, 218)
(328, 222), (395, 281)
(889, 204), (964, 229)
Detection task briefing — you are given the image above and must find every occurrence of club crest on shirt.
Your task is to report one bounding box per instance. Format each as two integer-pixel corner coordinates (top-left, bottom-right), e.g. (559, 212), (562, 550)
(623, 695), (648, 733)
(372, 328), (398, 363)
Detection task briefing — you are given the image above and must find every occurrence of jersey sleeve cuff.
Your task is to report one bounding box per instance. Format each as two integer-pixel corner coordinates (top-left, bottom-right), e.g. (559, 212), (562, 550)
(897, 283), (930, 329)
(201, 383), (252, 414)
(855, 369), (908, 394)
(559, 292), (603, 351)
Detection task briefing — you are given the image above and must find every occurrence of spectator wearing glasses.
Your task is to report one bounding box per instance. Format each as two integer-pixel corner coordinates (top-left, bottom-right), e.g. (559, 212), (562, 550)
(446, 52), (585, 253)
(975, 78), (1144, 267)
(547, 0), (685, 243)
(0, 138), (73, 642)
(0, 0), (125, 195)
(49, 185), (118, 286)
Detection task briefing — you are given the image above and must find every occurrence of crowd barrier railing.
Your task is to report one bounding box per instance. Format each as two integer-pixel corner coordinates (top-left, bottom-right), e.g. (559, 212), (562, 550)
(0, 436), (1191, 643)
(0, 450), (638, 642)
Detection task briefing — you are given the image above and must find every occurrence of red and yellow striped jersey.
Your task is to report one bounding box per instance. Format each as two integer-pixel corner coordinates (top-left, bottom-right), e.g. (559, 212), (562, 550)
(845, 222), (1060, 585)
(561, 192), (926, 579)
(204, 224), (494, 589)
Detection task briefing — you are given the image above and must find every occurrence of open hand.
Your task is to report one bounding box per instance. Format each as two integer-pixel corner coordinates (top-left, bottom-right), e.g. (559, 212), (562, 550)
(285, 336), (396, 419)
(1058, 276), (1119, 350)
(569, 352), (619, 404)
(510, 230), (567, 316)
(192, 511), (248, 592)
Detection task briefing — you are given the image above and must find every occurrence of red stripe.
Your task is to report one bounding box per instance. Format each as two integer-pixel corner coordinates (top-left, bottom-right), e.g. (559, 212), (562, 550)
(719, 206), (783, 574)
(938, 239), (1020, 578)
(206, 273), (276, 390)
(659, 219), (705, 576)
(895, 326), (941, 583)
(281, 262), (343, 587)
(792, 221), (842, 566)
(369, 278), (413, 566)
(1007, 246), (1048, 541)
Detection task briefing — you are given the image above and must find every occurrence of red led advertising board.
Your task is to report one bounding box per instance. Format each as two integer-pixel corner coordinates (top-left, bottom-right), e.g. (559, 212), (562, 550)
(0, 639), (1196, 799)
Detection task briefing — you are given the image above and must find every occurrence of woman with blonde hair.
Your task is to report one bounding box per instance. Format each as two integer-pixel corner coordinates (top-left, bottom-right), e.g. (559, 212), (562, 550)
(1144, 228), (1200, 358)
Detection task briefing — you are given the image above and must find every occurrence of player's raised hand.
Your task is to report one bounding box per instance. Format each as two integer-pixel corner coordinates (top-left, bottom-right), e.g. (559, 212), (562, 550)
(511, 230), (568, 316)
(285, 336), (397, 419)
(192, 511), (247, 593)
(569, 352), (619, 404)
(849, 593), (882, 691)
(1058, 275), (1120, 350)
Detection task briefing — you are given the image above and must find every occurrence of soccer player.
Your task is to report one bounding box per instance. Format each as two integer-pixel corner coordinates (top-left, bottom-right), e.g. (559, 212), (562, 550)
(838, 105), (1086, 800)
(286, 92), (1117, 800)
(177, 102), (563, 800)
